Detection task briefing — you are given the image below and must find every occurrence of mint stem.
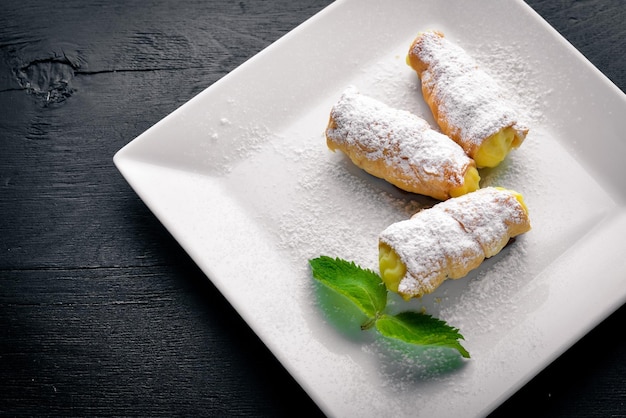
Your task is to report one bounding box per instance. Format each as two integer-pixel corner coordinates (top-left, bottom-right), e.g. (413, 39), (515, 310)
(360, 317), (377, 330)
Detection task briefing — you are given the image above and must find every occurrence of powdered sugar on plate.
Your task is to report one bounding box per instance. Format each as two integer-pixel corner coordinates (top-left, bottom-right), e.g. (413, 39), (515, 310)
(219, 27), (612, 367)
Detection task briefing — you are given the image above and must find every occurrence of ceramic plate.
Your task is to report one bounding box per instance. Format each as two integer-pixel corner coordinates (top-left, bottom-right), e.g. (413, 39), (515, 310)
(114, 0), (626, 416)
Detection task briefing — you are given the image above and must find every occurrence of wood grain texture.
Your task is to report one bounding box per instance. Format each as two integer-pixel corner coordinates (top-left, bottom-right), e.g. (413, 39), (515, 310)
(1, 1), (332, 416)
(0, 0), (625, 417)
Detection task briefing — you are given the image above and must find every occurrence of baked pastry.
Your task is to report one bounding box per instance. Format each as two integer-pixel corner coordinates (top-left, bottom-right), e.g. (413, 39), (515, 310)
(407, 30), (529, 168)
(379, 187), (531, 299)
(325, 86), (480, 200)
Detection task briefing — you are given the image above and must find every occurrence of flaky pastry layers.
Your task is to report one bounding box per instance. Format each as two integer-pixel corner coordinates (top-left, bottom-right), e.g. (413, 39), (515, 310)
(407, 31), (529, 168)
(379, 187), (531, 299)
(325, 86), (479, 201)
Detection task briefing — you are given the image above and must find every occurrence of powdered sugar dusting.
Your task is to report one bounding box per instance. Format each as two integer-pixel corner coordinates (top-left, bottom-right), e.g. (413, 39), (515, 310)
(438, 187), (529, 257)
(409, 31), (528, 149)
(379, 188), (531, 298)
(382, 209), (483, 297)
(326, 86), (474, 200)
(470, 40), (548, 127)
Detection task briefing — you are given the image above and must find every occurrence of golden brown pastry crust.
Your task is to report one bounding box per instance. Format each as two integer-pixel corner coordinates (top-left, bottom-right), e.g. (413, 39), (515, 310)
(407, 31), (528, 164)
(379, 187), (531, 299)
(325, 86), (478, 201)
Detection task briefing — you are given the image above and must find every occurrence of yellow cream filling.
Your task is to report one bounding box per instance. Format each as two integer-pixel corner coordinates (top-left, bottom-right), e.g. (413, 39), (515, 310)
(449, 166), (480, 198)
(474, 127), (516, 168)
(495, 187), (529, 215)
(379, 242), (406, 293)
(405, 54), (415, 68)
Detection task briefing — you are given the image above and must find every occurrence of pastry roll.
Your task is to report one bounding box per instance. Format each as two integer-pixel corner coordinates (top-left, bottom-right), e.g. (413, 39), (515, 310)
(325, 86), (480, 201)
(407, 31), (529, 168)
(379, 187), (531, 299)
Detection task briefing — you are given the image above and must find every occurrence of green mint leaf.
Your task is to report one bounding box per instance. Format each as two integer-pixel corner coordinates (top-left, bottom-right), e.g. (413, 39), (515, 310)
(309, 256), (387, 320)
(375, 312), (470, 358)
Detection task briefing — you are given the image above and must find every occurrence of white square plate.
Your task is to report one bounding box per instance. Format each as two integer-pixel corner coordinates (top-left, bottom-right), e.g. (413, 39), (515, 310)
(114, 0), (626, 416)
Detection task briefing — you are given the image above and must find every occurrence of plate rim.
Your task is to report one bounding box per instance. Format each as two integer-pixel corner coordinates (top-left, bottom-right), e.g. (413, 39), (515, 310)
(114, 0), (626, 416)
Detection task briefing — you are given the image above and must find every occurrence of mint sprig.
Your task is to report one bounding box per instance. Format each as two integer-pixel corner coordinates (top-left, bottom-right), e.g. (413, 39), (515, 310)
(376, 312), (470, 359)
(309, 256), (387, 321)
(309, 256), (470, 358)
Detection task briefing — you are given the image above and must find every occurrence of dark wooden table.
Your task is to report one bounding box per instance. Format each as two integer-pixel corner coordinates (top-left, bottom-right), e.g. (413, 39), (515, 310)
(1, 1), (625, 416)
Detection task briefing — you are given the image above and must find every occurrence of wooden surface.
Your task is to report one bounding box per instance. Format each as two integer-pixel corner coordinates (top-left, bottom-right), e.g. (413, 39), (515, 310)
(1, 0), (624, 416)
